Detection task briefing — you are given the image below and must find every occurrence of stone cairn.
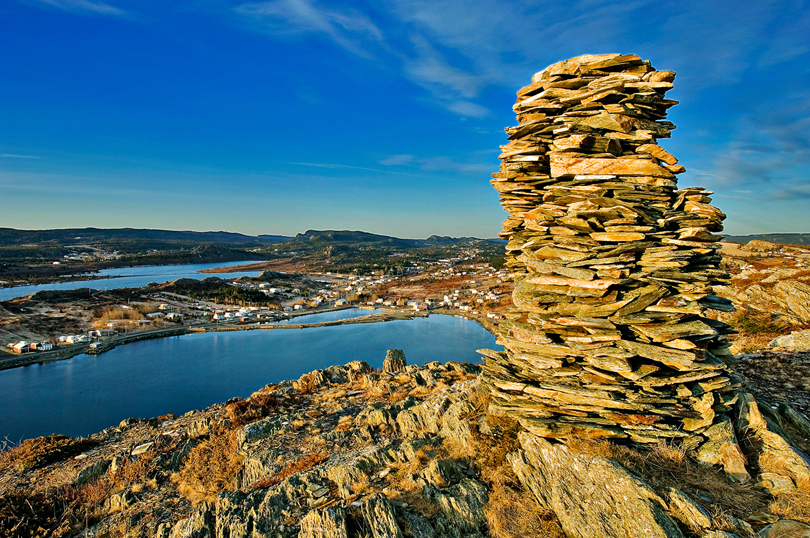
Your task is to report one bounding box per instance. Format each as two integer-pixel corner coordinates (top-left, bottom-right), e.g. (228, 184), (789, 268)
(480, 54), (738, 444)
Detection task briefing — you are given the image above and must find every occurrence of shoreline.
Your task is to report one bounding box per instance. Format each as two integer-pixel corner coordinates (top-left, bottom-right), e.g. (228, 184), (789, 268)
(0, 258), (268, 291)
(0, 307), (488, 372)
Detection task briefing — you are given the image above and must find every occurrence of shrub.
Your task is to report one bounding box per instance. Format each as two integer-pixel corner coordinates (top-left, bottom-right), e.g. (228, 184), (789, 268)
(0, 435), (97, 474)
(249, 452), (329, 490)
(174, 430), (243, 504)
(224, 395), (279, 427)
(729, 309), (789, 336)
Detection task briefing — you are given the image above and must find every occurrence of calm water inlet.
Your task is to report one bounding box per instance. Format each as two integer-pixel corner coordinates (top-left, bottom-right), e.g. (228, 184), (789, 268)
(0, 261), (265, 302)
(0, 315), (497, 442)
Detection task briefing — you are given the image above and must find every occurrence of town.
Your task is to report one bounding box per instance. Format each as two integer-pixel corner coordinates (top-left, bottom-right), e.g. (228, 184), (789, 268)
(0, 254), (511, 366)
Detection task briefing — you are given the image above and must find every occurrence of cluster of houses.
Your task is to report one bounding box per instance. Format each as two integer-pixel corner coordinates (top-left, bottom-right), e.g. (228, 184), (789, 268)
(6, 341), (53, 353)
(6, 328), (123, 354)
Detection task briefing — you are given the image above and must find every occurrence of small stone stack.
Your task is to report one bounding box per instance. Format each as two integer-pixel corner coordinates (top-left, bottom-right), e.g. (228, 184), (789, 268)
(480, 54), (738, 444)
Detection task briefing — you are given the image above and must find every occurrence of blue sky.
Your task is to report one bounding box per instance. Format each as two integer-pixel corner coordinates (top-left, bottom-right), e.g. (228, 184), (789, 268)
(2, 0), (809, 238)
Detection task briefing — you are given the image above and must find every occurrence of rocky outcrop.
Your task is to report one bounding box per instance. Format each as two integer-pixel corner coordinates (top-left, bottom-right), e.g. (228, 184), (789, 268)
(383, 349), (407, 373)
(732, 281), (810, 326)
(4, 356), (810, 538)
(734, 393), (810, 494)
(769, 330), (810, 353)
(509, 432), (685, 538)
(481, 53), (736, 443)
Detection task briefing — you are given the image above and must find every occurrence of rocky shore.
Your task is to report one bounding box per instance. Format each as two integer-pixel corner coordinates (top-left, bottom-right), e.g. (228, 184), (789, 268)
(2, 353), (809, 538)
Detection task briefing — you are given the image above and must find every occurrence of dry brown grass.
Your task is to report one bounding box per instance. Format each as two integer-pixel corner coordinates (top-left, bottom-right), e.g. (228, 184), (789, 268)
(248, 452), (329, 490)
(567, 438), (770, 521)
(224, 394), (280, 427)
(485, 484), (563, 538)
(770, 490), (810, 524)
(109, 451), (156, 494)
(174, 430), (243, 504)
(0, 479), (112, 537)
(0, 435), (98, 473)
(429, 395), (561, 538)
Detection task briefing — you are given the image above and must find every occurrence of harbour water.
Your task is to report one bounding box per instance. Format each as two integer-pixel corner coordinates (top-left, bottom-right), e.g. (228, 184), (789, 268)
(0, 314), (496, 442)
(0, 261), (266, 302)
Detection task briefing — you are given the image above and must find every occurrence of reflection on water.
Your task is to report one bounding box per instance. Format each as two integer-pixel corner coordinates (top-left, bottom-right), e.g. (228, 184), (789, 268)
(0, 315), (497, 442)
(275, 308), (384, 324)
(0, 261), (264, 301)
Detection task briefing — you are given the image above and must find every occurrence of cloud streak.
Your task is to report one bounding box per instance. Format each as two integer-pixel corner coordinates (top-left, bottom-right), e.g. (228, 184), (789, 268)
(234, 0), (383, 58)
(34, 0), (125, 16)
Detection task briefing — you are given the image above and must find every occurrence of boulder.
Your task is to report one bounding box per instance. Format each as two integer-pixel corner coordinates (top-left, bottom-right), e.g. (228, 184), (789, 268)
(758, 519), (810, 538)
(76, 459), (111, 485)
(431, 479), (489, 537)
(215, 489), (288, 537)
(768, 330), (810, 353)
(509, 432), (685, 538)
(383, 349), (407, 373)
(666, 488), (713, 533)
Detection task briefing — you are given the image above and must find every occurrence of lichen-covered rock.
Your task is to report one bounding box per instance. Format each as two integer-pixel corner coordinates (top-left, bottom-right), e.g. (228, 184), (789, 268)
(396, 511), (436, 538)
(298, 507), (349, 538)
(695, 416), (750, 483)
(168, 507), (215, 538)
(420, 459), (464, 488)
(430, 479), (489, 537)
(510, 432), (685, 538)
(362, 493), (404, 538)
(396, 380), (478, 439)
(383, 349), (407, 373)
(215, 488), (288, 537)
(757, 519), (810, 538)
(769, 330), (810, 352)
(76, 458), (111, 485)
(735, 393), (810, 493)
(666, 488), (713, 533)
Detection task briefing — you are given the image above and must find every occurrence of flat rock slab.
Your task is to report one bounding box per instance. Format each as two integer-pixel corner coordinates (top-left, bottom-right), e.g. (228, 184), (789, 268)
(509, 432), (685, 538)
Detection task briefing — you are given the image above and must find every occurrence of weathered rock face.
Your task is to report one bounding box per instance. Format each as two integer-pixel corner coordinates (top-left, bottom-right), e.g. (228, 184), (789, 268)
(734, 393), (810, 494)
(480, 53), (737, 443)
(509, 432), (685, 538)
(769, 330), (810, 353)
(383, 349), (407, 373)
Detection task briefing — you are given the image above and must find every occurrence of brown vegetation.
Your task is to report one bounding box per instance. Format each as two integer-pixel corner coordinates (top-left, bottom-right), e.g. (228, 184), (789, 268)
(224, 394), (280, 426)
(249, 452), (329, 490)
(174, 430), (243, 504)
(0, 435), (98, 474)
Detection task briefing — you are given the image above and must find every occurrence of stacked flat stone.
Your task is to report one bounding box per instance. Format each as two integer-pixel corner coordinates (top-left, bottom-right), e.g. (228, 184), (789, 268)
(480, 54), (738, 444)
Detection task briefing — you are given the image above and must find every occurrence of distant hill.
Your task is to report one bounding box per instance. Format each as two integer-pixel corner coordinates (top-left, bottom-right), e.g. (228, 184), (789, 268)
(0, 228), (490, 248)
(0, 227), (283, 246)
(723, 233), (810, 246)
(291, 230), (487, 248)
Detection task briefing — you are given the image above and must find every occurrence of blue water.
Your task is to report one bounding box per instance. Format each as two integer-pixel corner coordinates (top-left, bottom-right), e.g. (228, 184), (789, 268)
(0, 261), (264, 301)
(0, 315), (497, 442)
(276, 308), (384, 324)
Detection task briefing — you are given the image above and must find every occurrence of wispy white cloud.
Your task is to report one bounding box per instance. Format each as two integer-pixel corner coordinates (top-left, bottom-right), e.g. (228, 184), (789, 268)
(380, 153), (491, 174)
(287, 161), (415, 175)
(34, 0), (125, 16)
(380, 154), (414, 166)
(234, 0), (383, 58)
(1, 154), (41, 159)
(769, 183), (810, 200)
